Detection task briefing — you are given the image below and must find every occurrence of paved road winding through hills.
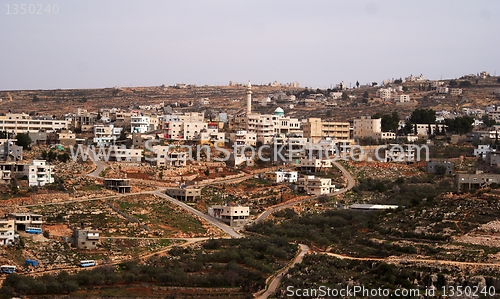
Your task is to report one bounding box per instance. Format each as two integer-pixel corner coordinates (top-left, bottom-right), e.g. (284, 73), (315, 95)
(153, 190), (242, 238)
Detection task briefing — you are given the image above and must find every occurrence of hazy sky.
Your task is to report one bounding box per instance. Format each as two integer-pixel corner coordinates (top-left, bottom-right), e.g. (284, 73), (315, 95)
(1, 0), (499, 90)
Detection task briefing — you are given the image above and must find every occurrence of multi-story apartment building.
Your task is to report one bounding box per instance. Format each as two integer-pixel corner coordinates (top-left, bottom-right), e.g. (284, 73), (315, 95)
(0, 139), (23, 162)
(303, 118), (350, 143)
(382, 144), (428, 162)
(73, 110), (97, 132)
(9, 213), (42, 232)
(242, 108), (302, 144)
(199, 126), (226, 146)
(131, 116), (150, 133)
(297, 157), (332, 173)
(353, 116), (382, 139)
(109, 148), (143, 163)
(228, 130), (257, 147)
(160, 112), (207, 140)
(183, 121), (208, 140)
(93, 124), (123, 146)
(394, 94), (410, 103)
(151, 146), (187, 167)
(0, 163), (26, 185)
(0, 219), (15, 246)
(455, 171), (500, 192)
(297, 175), (335, 195)
(271, 135), (308, 164)
(208, 205), (250, 227)
(28, 160), (54, 186)
(376, 88), (392, 100)
(58, 130), (77, 147)
(103, 179), (131, 193)
(0, 113), (68, 134)
(437, 86), (449, 94)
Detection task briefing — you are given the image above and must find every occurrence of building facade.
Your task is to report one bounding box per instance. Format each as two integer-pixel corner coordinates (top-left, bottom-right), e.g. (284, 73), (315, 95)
(28, 160), (54, 186)
(208, 205), (250, 227)
(165, 188), (201, 202)
(0, 113), (68, 134)
(353, 116), (382, 139)
(0, 219), (15, 246)
(303, 118), (350, 143)
(73, 229), (100, 250)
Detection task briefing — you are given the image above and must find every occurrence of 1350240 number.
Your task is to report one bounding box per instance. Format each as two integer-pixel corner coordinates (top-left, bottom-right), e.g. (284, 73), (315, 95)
(6, 4), (59, 15)
(442, 285), (496, 297)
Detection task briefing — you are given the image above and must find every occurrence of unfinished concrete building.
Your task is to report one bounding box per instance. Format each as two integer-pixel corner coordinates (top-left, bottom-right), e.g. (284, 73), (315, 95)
(9, 213), (42, 232)
(0, 139), (23, 162)
(455, 172), (500, 192)
(103, 178), (131, 193)
(165, 187), (201, 202)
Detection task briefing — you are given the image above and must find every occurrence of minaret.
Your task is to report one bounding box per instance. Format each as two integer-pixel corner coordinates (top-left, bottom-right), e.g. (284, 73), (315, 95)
(246, 81), (252, 114)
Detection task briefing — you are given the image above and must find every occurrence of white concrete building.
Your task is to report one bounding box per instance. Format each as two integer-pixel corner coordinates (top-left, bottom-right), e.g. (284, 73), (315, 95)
(199, 127), (226, 146)
(450, 88), (463, 96)
(0, 219), (15, 246)
(160, 112), (206, 140)
(244, 108), (302, 144)
(28, 160), (54, 186)
(229, 130), (257, 147)
(208, 205), (250, 227)
(297, 157), (332, 172)
(297, 175), (335, 195)
(474, 145), (492, 159)
(376, 88), (392, 101)
(383, 144), (426, 162)
(152, 146), (187, 167)
(110, 148), (143, 163)
(0, 113), (68, 134)
(394, 94), (410, 103)
(376, 132), (396, 140)
(131, 116), (150, 133)
(415, 124), (446, 136)
(183, 121), (208, 141)
(265, 171), (298, 183)
(437, 86), (449, 94)
(93, 124), (123, 146)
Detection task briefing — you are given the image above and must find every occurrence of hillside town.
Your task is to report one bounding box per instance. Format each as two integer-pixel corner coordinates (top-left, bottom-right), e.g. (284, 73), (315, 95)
(1, 72), (500, 297)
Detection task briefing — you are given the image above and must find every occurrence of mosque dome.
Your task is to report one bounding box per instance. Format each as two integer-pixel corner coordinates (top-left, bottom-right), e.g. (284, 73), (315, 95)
(274, 107), (285, 115)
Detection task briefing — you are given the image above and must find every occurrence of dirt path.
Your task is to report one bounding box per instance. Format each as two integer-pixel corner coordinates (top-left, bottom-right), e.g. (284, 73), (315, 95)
(254, 244), (309, 299)
(321, 252), (500, 267)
